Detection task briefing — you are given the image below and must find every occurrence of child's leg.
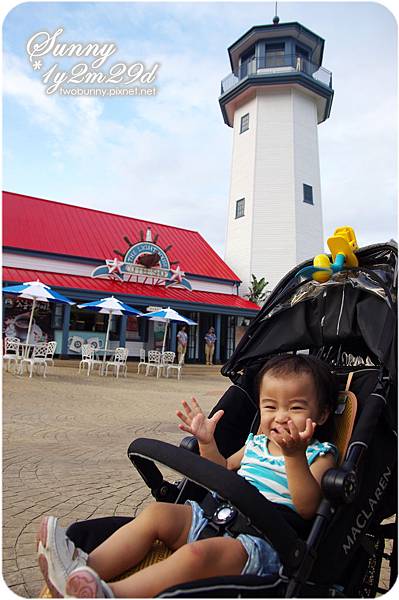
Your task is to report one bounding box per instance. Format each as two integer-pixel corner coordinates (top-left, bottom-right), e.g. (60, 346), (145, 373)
(87, 502), (192, 581)
(68, 536), (248, 598)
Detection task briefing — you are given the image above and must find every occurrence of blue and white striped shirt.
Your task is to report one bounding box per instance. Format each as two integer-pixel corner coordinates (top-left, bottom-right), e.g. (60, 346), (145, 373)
(237, 433), (338, 512)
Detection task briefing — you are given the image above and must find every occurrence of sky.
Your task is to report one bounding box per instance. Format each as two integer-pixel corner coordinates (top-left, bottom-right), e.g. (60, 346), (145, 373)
(1, 0), (398, 259)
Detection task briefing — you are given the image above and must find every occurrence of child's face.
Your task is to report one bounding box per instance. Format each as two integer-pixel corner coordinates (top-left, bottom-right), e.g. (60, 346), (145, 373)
(258, 371), (328, 437)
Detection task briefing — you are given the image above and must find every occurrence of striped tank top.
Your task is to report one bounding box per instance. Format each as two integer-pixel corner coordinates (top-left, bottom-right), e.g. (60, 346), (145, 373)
(237, 433), (338, 512)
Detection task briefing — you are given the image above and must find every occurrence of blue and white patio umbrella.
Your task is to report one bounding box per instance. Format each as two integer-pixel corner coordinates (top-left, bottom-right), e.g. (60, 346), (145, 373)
(77, 296), (142, 366)
(139, 307), (197, 353)
(2, 279), (74, 345)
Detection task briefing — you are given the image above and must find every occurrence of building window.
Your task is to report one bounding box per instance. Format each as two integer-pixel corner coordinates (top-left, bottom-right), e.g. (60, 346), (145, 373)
(265, 43), (285, 67)
(295, 46), (310, 73)
(125, 315), (140, 341)
(303, 184), (314, 205)
(235, 198), (245, 218)
(187, 312), (199, 360)
(52, 303), (64, 329)
(239, 45), (255, 78)
(240, 113), (249, 133)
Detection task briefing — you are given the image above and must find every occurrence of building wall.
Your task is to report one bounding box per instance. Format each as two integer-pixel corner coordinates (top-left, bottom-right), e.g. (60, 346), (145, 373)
(225, 85), (323, 294)
(292, 88), (324, 262)
(2, 252), (238, 295)
(224, 95), (257, 295)
(251, 87), (297, 292)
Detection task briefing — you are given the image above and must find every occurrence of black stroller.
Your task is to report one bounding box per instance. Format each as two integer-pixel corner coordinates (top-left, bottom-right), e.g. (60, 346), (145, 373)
(56, 241), (397, 598)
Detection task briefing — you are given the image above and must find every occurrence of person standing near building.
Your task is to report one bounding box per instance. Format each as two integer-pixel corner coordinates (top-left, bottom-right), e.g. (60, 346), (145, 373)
(177, 326), (188, 364)
(204, 327), (216, 365)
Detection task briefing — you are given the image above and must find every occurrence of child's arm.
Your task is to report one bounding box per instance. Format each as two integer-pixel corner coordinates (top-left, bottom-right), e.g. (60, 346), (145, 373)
(176, 398), (245, 469)
(270, 419), (336, 520)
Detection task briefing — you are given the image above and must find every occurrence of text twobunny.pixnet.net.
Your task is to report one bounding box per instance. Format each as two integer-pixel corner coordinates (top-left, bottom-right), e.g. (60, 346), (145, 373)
(58, 86), (158, 96)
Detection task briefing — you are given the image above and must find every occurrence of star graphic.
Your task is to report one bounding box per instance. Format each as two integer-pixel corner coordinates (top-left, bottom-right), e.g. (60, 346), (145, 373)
(106, 257), (124, 276)
(169, 265), (185, 284)
(32, 60), (43, 70)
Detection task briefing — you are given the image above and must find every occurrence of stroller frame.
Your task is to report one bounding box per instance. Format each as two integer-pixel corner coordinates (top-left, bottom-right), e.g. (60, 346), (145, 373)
(49, 242), (397, 598)
(127, 242), (397, 597)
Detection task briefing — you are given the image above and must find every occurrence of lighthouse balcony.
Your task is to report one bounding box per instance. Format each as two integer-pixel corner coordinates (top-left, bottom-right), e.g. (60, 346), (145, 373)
(220, 54), (332, 95)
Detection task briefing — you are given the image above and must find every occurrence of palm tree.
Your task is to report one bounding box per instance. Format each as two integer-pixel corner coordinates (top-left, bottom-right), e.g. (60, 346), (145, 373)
(245, 274), (269, 306)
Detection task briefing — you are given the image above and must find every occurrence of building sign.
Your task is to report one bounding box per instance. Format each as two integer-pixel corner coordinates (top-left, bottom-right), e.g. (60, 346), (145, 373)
(91, 227), (192, 290)
(3, 295), (52, 343)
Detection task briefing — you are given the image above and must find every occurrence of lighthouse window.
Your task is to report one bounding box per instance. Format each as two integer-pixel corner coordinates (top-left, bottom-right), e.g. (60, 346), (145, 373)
(296, 46), (309, 61)
(235, 198), (245, 219)
(295, 46), (310, 72)
(239, 45), (255, 78)
(265, 43), (285, 67)
(303, 184), (314, 205)
(240, 113), (249, 133)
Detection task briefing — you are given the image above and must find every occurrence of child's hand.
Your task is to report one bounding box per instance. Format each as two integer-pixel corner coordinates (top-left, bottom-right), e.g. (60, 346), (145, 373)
(269, 418), (316, 457)
(176, 398), (224, 445)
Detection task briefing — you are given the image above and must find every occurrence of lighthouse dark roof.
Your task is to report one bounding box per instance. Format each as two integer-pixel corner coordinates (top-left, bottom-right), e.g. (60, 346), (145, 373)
(227, 21), (325, 74)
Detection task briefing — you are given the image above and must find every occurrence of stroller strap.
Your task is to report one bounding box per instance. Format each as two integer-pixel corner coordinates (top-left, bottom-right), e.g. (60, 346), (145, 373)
(197, 493), (278, 542)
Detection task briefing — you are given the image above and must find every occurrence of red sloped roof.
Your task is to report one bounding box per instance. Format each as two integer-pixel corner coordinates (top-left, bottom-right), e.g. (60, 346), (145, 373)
(2, 191), (240, 282)
(2, 267), (260, 312)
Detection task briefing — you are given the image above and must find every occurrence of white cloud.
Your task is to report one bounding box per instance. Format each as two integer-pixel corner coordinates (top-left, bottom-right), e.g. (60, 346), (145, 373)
(3, 52), (68, 135)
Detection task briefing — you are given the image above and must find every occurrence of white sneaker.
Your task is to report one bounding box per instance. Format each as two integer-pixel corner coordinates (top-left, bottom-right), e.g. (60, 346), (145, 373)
(66, 566), (114, 598)
(37, 516), (88, 597)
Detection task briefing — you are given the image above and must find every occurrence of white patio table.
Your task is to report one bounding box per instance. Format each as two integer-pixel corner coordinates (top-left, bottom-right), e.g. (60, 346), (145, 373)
(19, 343), (36, 359)
(16, 343), (36, 373)
(94, 349), (115, 375)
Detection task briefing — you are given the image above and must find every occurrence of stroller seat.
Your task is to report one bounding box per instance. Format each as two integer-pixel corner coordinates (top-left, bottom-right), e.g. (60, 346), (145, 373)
(334, 390), (357, 465)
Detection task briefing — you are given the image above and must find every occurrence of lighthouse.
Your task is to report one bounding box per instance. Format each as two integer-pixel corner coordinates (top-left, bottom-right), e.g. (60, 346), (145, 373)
(220, 18), (334, 294)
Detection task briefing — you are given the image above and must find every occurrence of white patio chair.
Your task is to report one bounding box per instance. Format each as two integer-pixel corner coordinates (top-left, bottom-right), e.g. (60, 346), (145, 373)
(3, 336), (21, 374)
(166, 353), (185, 381)
(160, 351), (176, 378)
(79, 344), (102, 376)
(19, 342), (48, 378)
(105, 347), (129, 378)
(145, 350), (161, 377)
(45, 341), (57, 367)
(137, 349), (148, 374)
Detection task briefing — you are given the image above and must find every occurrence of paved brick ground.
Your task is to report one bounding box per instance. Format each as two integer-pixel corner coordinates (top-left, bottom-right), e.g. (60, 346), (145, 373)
(3, 362), (393, 597)
(3, 362), (230, 597)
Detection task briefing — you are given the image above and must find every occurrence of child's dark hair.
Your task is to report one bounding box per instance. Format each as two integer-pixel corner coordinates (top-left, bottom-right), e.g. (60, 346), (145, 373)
(256, 354), (339, 441)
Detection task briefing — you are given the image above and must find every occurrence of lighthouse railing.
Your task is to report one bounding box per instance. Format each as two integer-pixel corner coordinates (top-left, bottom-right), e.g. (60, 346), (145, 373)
(221, 55), (332, 94)
(221, 72), (239, 94)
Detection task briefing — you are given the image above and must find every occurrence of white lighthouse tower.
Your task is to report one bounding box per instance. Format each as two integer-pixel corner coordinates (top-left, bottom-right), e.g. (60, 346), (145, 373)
(220, 18), (334, 294)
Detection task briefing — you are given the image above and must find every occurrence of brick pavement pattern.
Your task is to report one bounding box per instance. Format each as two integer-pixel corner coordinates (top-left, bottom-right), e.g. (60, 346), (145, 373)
(3, 362), (230, 598)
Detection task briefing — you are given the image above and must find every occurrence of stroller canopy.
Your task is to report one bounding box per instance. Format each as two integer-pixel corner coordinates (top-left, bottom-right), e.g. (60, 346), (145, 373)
(223, 242), (397, 385)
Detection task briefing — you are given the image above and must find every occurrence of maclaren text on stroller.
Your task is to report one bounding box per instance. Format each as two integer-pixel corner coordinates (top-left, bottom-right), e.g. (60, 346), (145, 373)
(41, 229), (397, 598)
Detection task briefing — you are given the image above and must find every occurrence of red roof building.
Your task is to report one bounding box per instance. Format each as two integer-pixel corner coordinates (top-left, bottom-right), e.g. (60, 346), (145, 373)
(3, 192), (259, 362)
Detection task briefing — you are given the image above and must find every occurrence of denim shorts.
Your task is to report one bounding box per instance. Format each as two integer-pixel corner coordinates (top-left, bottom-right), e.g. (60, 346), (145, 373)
(185, 500), (281, 577)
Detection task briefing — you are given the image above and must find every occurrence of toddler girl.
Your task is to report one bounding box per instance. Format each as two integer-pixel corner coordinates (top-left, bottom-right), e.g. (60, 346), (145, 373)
(37, 354), (338, 597)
